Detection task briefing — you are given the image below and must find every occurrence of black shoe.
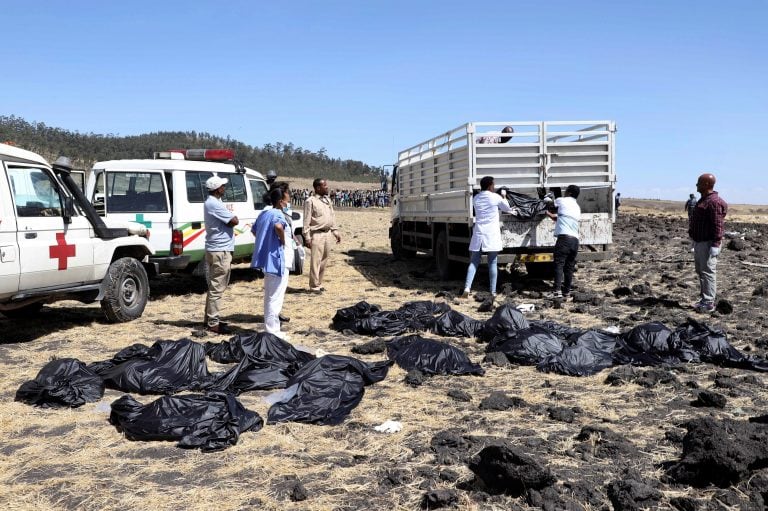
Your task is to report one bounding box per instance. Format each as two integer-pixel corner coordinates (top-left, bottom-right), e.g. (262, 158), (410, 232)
(279, 314), (290, 323)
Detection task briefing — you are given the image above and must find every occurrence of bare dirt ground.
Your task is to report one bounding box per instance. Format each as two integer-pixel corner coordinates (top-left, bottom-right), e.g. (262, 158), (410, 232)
(2, 199), (768, 510)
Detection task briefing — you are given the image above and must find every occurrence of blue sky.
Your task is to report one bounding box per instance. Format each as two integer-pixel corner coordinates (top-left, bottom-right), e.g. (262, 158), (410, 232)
(3, 0), (766, 204)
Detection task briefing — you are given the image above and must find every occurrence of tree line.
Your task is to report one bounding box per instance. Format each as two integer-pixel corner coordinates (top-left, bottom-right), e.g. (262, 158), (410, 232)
(0, 115), (383, 183)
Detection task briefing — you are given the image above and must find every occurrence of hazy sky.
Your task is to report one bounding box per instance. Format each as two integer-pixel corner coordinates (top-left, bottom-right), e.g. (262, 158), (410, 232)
(3, 0), (766, 204)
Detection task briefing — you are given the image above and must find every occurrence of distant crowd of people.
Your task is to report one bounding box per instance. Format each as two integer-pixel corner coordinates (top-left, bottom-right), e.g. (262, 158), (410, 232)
(291, 188), (390, 208)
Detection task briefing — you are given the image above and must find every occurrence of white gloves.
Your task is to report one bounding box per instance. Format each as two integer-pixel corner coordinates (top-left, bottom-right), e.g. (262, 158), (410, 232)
(709, 246), (721, 257)
(374, 420), (402, 433)
(542, 192), (555, 203)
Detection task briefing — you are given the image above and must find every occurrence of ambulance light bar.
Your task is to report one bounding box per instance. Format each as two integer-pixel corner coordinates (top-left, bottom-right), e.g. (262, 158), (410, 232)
(153, 149), (236, 161)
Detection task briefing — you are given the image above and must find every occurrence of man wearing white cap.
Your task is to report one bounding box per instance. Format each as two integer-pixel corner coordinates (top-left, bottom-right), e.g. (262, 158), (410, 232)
(203, 175), (239, 334)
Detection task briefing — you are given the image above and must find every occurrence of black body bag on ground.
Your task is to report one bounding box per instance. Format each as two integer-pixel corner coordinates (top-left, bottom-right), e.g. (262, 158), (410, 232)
(110, 391), (262, 452)
(267, 355), (392, 425)
(343, 301), (450, 336)
(431, 310), (485, 338)
(537, 330), (617, 376)
(387, 335), (485, 376)
(332, 301), (382, 331)
(89, 339), (211, 394)
(15, 358), (105, 408)
(207, 333), (315, 393)
(486, 325), (564, 365)
(478, 304), (530, 343)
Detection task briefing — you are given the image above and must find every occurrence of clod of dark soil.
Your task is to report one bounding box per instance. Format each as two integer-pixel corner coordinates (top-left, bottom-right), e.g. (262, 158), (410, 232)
(447, 389), (472, 402)
(468, 444), (556, 496)
(547, 406), (576, 423)
(351, 338), (387, 355)
(691, 390), (727, 408)
(421, 489), (458, 509)
(716, 299), (734, 314)
(670, 496), (700, 511)
(727, 238), (747, 251)
(430, 430), (475, 465)
(479, 391), (526, 411)
(613, 286), (633, 297)
(483, 351), (510, 367)
(405, 369), (427, 386)
(607, 474), (663, 511)
(665, 416), (768, 487)
(574, 425), (639, 460)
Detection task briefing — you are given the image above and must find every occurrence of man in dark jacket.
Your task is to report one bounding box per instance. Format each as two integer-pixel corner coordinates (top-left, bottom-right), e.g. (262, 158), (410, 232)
(688, 173), (728, 313)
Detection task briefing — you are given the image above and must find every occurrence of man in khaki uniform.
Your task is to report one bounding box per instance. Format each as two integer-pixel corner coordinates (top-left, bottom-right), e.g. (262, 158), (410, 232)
(303, 178), (341, 292)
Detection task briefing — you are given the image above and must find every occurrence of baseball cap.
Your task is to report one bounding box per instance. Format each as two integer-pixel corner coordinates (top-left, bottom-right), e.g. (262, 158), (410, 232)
(205, 175), (228, 190)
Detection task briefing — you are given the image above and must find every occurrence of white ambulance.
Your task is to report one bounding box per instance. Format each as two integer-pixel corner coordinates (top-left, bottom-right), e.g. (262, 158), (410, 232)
(0, 143), (154, 322)
(87, 149), (304, 276)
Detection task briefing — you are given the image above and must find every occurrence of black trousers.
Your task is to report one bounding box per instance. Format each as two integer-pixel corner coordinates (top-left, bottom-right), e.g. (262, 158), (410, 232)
(553, 235), (579, 294)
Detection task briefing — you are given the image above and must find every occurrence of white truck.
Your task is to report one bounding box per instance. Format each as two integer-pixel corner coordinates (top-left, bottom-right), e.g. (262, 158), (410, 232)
(389, 121), (617, 279)
(86, 149), (304, 277)
(0, 143), (154, 321)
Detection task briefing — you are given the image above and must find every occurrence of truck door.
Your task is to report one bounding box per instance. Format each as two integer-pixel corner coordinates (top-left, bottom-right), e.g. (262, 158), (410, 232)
(91, 169), (171, 255)
(8, 164), (95, 289)
(0, 164), (21, 296)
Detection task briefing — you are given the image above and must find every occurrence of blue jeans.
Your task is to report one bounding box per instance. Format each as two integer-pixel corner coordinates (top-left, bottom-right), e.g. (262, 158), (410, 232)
(464, 251), (498, 294)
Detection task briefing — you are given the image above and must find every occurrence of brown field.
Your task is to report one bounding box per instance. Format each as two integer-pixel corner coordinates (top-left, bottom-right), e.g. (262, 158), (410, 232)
(1, 200), (767, 510)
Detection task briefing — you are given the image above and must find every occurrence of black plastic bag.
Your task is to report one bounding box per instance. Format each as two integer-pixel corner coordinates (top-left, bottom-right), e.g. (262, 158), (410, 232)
(537, 330), (617, 376)
(431, 310), (485, 338)
(332, 301), (382, 331)
(267, 355), (392, 425)
(504, 191), (549, 220)
(613, 322), (697, 366)
(15, 358), (104, 408)
(487, 325), (564, 365)
(387, 335), (484, 376)
(90, 339), (211, 394)
(478, 304), (530, 343)
(207, 333), (315, 393)
(109, 391), (262, 452)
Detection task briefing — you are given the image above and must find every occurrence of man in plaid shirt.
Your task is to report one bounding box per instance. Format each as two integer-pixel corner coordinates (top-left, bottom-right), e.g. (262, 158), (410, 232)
(688, 173), (728, 313)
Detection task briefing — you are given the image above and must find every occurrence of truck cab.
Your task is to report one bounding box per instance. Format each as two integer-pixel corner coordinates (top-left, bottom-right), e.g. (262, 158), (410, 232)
(0, 143), (154, 321)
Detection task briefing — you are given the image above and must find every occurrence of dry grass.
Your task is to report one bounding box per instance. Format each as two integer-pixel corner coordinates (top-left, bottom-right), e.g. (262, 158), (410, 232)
(1, 203), (767, 510)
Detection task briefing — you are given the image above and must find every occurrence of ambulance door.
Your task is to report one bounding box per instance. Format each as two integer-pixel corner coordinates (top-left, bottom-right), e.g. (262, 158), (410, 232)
(8, 164), (95, 289)
(222, 172), (256, 259)
(93, 170), (170, 255)
(0, 163), (21, 296)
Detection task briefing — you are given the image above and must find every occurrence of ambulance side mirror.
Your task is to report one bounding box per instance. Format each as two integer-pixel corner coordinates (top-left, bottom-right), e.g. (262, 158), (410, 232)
(63, 196), (75, 224)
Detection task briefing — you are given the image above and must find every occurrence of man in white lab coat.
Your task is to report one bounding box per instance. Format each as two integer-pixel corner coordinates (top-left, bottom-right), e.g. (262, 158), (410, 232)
(461, 176), (516, 299)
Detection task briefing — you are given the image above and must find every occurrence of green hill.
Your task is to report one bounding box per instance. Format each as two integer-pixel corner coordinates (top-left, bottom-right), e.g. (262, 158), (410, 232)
(0, 115), (382, 183)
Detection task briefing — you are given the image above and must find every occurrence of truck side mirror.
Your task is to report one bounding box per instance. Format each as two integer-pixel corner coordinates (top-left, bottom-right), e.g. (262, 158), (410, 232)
(63, 196), (76, 224)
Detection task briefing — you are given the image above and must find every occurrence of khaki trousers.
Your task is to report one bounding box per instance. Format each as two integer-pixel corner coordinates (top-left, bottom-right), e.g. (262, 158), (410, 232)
(309, 231), (333, 288)
(204, 251), (232, 327)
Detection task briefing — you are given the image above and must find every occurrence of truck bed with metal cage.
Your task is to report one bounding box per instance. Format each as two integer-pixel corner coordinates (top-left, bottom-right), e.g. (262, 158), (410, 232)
(389, 121), (617, 279)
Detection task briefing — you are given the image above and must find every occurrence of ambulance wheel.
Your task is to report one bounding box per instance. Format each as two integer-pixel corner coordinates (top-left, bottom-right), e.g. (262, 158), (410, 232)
(101, 257), (149, 322)
(1, 302), (43, 319)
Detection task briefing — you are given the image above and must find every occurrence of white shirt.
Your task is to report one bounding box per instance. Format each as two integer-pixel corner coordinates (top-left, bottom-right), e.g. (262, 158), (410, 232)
(554, 196), (581, 239)
(469, 191), (515, 251)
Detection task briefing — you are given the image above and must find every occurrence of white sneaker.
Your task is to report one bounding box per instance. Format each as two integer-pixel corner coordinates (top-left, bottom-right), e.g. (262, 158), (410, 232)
(459, 289), (470, 299)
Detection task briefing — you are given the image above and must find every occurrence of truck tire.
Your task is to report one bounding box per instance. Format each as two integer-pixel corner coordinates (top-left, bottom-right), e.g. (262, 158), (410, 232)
(525, 262), (555, 279)
(435, 230), (462, 281)
(100, 257), (149, 322)
(391, 222), (416, 259)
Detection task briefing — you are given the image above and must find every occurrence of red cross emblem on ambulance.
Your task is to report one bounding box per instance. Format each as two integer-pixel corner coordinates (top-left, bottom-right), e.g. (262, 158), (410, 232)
(49, 232), (76, 270)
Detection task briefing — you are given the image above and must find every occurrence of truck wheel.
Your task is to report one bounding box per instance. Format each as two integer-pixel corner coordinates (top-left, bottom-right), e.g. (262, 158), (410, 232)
(435, 230), (462, 281)
(391, 222), (416, 259)
(525, 262), (555, 279)
(100, 257), (149, 322)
